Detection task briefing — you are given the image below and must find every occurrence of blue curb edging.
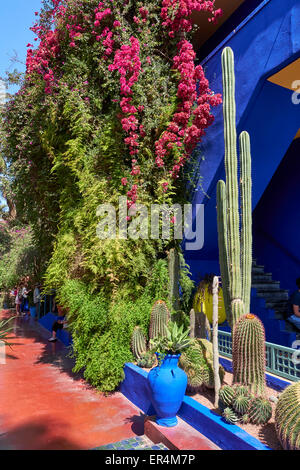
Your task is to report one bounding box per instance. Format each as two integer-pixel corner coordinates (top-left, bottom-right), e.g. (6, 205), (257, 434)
(120, 363), (271, 451)
(219, 357), (292, 392)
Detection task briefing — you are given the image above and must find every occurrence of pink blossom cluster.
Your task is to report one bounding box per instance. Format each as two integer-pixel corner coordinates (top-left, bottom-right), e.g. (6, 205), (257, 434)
(109, 38), (141, 149)
(26, 29), (60, 94)
(155, 40), (221, 179)
(109, 36), (143, 207)
(161, 0), (221, 37)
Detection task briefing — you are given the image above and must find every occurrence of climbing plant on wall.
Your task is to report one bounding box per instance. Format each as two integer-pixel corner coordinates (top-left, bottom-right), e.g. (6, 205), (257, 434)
(0, 0), (222, 391)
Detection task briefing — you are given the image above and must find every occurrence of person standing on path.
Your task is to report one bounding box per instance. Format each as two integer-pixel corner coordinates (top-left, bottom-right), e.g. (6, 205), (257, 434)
(33, 284), (41, 319)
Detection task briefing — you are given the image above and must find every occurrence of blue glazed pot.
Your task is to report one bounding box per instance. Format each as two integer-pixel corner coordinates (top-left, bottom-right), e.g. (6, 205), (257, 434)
(147, 353), (187, 427)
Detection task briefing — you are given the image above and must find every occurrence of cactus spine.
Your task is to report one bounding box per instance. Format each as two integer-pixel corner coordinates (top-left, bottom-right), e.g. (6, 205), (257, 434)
(217, 47), (252, 327)
(232, 314), (266, 396)
(275, 381), (300, 450)
(149, 300), (170, 340)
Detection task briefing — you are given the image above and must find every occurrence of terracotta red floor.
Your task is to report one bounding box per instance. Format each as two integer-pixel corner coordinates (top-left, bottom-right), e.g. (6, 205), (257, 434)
(0, 310), (145, 450)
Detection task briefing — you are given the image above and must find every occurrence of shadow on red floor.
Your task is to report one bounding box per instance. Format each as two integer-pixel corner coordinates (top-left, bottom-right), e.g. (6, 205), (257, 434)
(0, 310), (144, 450)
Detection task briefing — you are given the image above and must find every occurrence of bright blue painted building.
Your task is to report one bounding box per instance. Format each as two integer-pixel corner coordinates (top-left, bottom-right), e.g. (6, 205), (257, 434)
(184, 0), (300, 346)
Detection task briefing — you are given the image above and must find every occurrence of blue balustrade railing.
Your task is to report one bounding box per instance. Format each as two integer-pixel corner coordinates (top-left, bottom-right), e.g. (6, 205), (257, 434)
(217, 329), (300, 382)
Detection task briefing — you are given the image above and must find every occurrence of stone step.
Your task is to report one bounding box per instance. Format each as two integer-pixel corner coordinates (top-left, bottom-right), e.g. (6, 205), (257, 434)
(252, 273), (273, 282)
(252, 265), (265, 274)
(93, 435), (169, 450)
(252, 281), (281, 291)
(256, 290), (289, 300)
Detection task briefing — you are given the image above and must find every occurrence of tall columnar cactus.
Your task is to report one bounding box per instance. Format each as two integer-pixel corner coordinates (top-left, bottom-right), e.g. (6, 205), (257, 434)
(275, 381), (300, 450)
(232, 314), (266, 396)
(131, 326), (147, 359)
(217, 47), (252, 327)
(149, 300), (170, 340)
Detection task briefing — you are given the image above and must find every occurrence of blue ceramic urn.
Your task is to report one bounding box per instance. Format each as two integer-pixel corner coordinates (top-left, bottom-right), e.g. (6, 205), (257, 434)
(147, 353), (187, 427)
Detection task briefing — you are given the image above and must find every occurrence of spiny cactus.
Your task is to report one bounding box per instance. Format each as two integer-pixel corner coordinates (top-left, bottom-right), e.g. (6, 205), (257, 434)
(149, 300), (170, 340)
(223, 407), (239, 424)
(248, 397), (272, 425)
(233, 384), (251, 397)
(168, 248), (180, 313)
(136, 351), (156, 369)
(232, 313), (266, 396)
(131, 326), (147, 359)
(275, 381), (300, 450)
(233, 395), (251, 416)
(219, 385), (236, 410)
(217, 47), (252, 328)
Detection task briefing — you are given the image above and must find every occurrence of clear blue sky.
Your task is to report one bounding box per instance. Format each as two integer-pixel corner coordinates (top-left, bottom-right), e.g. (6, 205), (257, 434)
(0, 1), (43, 91)
(0, 1), (43, 208)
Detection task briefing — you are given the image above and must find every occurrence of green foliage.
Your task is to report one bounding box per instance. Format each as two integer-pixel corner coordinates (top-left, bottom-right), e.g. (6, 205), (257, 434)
(0, 316), (16, 346)
(0, 224), (40, 292)
(58, 258), (170, 392)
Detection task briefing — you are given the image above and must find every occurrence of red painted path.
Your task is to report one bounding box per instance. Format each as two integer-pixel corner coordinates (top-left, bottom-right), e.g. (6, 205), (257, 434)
(0, 311), (144, 450)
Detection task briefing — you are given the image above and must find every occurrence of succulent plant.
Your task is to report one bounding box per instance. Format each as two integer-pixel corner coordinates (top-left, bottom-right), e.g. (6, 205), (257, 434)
(248, 397), (272, 425)
(223, 407), (239, 424)
(149, 300), (170, 340)
(240, 414), (250, 425)
(131, 326), (147, 359)
(233, 384), (251, 397)
(275, 381), (300, 450)
(232, 313), (267, 396)
(233, 395), (251, 416)
(218, 384), (236, 411)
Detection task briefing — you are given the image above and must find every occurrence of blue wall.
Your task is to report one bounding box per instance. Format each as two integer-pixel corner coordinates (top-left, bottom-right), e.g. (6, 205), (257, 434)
(184, 0), (300, 298)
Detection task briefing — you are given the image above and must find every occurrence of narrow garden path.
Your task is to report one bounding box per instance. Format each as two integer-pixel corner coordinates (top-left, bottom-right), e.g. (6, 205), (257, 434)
(0, 310), (145, 450)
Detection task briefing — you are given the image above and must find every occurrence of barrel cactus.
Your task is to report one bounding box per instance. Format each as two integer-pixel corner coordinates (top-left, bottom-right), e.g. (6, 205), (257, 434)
(131, 326), (147, 359)
(149, 300), (170, 340)
(233, 394), (251, 416)
(232, 313), (266, 396)
(218, 385), (236, 411)
(223, 407), (239, 424)
(275, 381), (300, 450)
(216, 46), (252, 328)
(248, 397), (272, 425)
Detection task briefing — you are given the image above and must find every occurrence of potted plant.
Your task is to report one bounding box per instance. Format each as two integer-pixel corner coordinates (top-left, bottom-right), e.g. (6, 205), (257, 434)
(147, 322), (192, 427)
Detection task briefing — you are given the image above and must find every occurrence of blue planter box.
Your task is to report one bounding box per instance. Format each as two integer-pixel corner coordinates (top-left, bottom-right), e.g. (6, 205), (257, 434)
(121, 363), (274, 451)
(39, 312), (72, 347)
